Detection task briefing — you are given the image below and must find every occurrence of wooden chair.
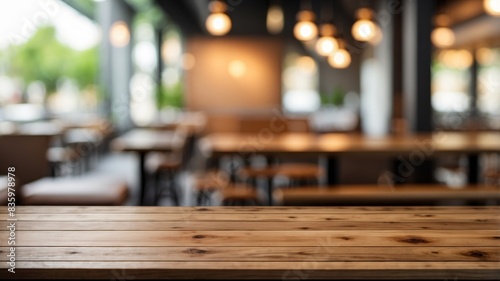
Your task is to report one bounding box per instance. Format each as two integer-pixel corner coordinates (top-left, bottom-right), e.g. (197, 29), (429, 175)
(484, 153), (500, 186)
(193, 170), (229, 206)
(274, 163), (323, 187)
(146, 126), (189, 205)
(237, 115), (322, 203)
(46, 146), (81, 177)
(64, 128), (101, 172)
(220, 184), (259, 206)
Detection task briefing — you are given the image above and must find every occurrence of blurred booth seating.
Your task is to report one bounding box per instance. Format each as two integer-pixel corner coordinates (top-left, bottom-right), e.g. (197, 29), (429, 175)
(0, 176), (7, 205)
(0, 123), (61, 185)
(21, 176), (128, 206)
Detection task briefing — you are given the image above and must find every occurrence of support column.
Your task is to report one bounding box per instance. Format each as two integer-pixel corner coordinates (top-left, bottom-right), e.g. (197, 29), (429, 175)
(97, 0), (134, 133)
(403, 0), (434, 133)
(402, 0), (435, 183)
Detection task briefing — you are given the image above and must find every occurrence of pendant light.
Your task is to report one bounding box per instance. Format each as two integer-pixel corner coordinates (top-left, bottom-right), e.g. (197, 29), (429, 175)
(431, 14), (455, 48)
(294, 0), (318, 41)
(206, 0), (232, 36)
(351, 8), (379, 42)
(316, 24), (338, 56)
(267, 1), (284, 34)
(315, 1), (338, 56)
(328, 39), (351, 69)
(484, 0), (500, 16)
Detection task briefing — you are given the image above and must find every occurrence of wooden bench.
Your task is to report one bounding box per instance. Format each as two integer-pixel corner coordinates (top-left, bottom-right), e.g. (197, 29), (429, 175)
(0, 206), (498, 279)
(274, 185), (500, 206)
(21, 176), (128, 206)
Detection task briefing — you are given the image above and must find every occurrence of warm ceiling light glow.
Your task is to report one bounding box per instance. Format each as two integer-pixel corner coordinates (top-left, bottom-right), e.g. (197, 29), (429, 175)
(431, 27), (455, 48)
(316, 37), (338, 56)
(316, 23), (338, 56)
(267, 5), (284, 34)
(328, 49), (351, 69)
(356, 8), (372, 20)
(369, 24), (383, 45)
(484, 0), (500, 16)
(228, 60), (246, 78)
(109, 21), (130, 47)
(476, 48), (495, 65)
(161, 38), (181, 63)
(352, 19), (377, 42)
(440, 49), (473, 69)
(294, 21), (318, 41)
(206, 13), (231, 36)
(294, 10), (318, 41)
(352, 8), (379, 43)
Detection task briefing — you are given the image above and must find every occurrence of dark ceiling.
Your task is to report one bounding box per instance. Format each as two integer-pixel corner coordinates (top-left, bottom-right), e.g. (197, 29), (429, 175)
(155, 0), (491, 46)
(156, 0), (358, 38)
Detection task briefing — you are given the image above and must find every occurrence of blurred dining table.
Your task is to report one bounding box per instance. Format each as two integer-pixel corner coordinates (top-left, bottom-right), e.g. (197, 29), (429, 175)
(111, 129), (181, 205)
(200, 131), (500, 186)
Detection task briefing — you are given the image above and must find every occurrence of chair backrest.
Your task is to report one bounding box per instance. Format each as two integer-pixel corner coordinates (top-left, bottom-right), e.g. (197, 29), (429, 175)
(238, 116), (310, 134)
(172, 125), (190, 166)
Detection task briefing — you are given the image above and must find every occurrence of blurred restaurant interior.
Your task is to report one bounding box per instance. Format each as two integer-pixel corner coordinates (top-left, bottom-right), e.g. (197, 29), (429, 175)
(1, 0), (499, 207)
(1, 0), (500, 279)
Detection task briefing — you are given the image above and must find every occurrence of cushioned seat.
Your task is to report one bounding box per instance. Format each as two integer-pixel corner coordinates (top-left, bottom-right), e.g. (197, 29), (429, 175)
(274, 163), (323, 179)
(240, 167), (277, 178)
(219, 183), (259, 206)
(0, 176), (7, 205)
(21, 176), (128, 205)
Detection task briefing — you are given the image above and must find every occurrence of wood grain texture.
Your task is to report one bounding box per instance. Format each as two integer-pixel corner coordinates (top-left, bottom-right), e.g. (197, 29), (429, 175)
(2, 220), (498, 231)
(274, 185), (500, 206)
(1, 246), (499, 262)
(1, 206), (499, 280)
(200, 132), (500, 156)
(5, 230), (499, 247)
(3, 205), (499, 214)
(2, 213), (498, 222)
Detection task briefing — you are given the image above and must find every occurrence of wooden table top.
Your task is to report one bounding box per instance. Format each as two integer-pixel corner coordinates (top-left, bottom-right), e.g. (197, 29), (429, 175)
(144, 113), (207, 135)
(1, 206), (499, 280)
(111, 129), (180, 153)
(275, 185), (500, 206)
(200, 132), (500, 156)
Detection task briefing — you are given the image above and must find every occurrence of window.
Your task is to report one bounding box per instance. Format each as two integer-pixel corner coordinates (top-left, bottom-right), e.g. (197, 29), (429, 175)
(282, 52), (320, 114)
(477, 47), (500, 129)
(0, 0), (100, 121)
(431, 49), (473, 129)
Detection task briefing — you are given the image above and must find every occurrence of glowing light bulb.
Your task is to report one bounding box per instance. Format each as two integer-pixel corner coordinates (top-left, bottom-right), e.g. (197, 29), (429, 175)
(431, 27), (455, 48)
(484, 0), (500, 16)
(267, 5), (284, 34)
(294, 21), (318, 41)
(206, 13), (231, 36)
(315, 36), (338, 56)
(109, 21), (130, 47)
(328, 49), (351, 69)
(352, 19), (377, 42)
